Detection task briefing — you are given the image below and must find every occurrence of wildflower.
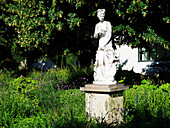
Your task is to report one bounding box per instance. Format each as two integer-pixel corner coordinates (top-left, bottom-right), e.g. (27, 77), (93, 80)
(120, 112), (123, 116)
(120, 108), (123, 112)
(50, 123), (53, 127)
(49, 101), (51, 104)
(52, 119), (54, 123)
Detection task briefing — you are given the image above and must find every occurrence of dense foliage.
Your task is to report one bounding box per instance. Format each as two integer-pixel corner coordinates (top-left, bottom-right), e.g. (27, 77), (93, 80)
(0, 68), (92, 127)
(0, 1), (170, 127)
(0, 68), (169, 127)
(0, 76), (86, 127)
(123, 79), (170, 128)
(0, 0), (170, 67)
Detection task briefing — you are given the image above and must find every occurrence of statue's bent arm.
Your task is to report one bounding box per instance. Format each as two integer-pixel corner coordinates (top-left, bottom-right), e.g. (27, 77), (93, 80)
(103, 21), (112, 46)
(94, 24), (99, 39)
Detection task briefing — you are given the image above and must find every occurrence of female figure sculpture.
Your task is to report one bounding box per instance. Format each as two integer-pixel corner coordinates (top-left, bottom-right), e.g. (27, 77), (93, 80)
(93, 9), (116, 84)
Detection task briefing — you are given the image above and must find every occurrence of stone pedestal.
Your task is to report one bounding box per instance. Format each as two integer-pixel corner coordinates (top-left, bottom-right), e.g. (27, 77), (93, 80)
(80, 84), (129, 124)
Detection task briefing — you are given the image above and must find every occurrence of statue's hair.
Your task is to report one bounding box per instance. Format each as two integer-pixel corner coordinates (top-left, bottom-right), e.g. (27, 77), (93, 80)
(97, 9), (106, 17)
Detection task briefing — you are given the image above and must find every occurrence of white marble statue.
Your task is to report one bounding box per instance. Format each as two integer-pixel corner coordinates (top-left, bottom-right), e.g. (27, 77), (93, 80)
(93, 9), (117, 84)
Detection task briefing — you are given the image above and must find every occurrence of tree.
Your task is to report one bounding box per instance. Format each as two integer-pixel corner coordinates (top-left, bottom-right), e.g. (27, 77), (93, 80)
(0, 0), (81, 66)
(0, 0), (170, 67)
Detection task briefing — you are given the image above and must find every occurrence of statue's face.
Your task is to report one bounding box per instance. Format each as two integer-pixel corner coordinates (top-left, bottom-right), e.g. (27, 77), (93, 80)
(98, 12), (105, 22)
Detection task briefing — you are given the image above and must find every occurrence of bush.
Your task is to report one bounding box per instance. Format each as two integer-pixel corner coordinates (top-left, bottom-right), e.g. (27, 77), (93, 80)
(123, 79), (170, 128)
(115, 69), (167, 87)
(115, 70), (142, 86)
(28, 65), (93, 89)
(0, 74), (87, 127)
(68, 64), (93, 88)
(0, 76), (40, 127)
(2, 66), (170, 127)
(0, 69), (15, 91)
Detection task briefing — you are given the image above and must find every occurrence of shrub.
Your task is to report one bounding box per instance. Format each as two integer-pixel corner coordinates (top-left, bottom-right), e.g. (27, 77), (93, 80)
(68, 64), (93, 88)
(0, 74), (87, 127)
(123, 79), (170, 128)
(115, 69), (167, 87)
(29, 65), (93, 89)
(115, 70), (143, 86)
(0, 69), (15, 83)
(0, 66), (109, 127)
(0, 76), (40, 127)
(43, 89), (87, 128)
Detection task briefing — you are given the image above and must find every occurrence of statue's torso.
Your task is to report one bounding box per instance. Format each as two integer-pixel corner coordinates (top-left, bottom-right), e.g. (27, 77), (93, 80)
(96, 21), (112, 50)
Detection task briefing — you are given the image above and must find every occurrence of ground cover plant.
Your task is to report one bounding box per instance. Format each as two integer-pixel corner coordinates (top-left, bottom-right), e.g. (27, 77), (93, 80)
(1, 0), (170, 127)
(0, 67), (107, 128)
(0, 68), (88, 127)
(0, 68), (170, 128)
(123, 79), (170, 128)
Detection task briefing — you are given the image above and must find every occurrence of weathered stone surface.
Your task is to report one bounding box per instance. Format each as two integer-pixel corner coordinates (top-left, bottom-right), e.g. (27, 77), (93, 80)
(80, 84), (129, 124)
(80, 84), (128, 93)
(85, 93), (123, 124)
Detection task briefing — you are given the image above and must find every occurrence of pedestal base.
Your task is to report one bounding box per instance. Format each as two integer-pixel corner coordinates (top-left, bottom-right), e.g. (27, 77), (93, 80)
(80, 84), (129, 124)
(93, 81), (117, 85)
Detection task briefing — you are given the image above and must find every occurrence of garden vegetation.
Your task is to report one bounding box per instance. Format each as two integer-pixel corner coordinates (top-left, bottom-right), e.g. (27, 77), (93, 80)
(0, 68), (169, 127)
(0, 0), (170, 127)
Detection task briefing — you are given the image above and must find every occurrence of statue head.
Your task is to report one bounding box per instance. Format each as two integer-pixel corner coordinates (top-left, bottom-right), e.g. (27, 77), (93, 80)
(97, 9), (105, 22)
